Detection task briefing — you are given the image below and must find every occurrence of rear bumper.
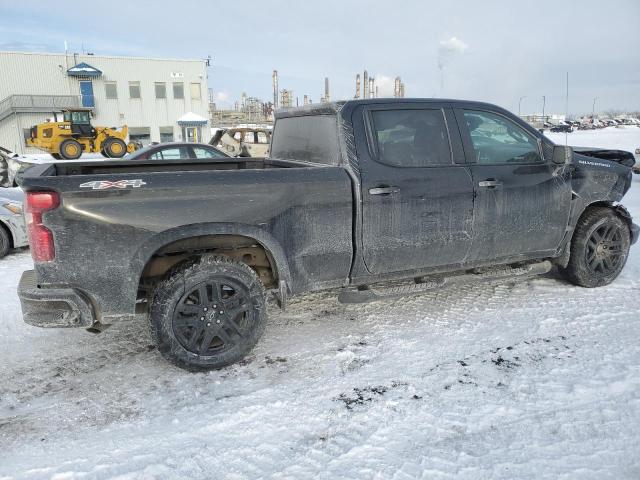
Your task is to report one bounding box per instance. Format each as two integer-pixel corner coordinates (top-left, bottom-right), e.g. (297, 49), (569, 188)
(17, 270), (95, 328)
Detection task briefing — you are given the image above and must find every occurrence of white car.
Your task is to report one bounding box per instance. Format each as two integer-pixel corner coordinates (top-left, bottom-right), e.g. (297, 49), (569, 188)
(0, 187), (28, 258)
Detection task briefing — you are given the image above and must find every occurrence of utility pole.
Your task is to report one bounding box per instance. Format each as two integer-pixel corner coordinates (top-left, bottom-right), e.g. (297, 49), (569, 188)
(592, 97), (599, 118)
(541, 95), (546, 122)
(518, 96), (527, 116)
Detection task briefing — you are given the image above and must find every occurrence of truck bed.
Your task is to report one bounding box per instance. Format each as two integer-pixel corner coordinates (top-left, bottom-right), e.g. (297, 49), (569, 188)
(25, 157), (312, 178)
(20, 156), (355, 322)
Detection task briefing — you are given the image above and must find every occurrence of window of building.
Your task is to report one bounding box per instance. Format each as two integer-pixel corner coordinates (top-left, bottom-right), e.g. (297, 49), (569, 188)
(370, 109), (452, 167)
(159, 126), (174, 143)
(150, 147), (189, 160)
(173, 82), (184, 99)
(129, 81), (141, 99)
(155, 82), (167, 99)
(128, 127), (151, 146)
(105, 81), (118, 99)
(190, 82), (202, 101)
(462, 110), (541, 164)
(192, 146), (226, 159)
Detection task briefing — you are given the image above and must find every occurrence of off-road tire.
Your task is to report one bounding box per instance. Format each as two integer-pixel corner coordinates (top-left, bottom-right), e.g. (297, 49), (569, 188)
(0, 225), (11, 258)
(103, 138), (127, 158)
(59, 139), (82, 159)
(150, 255), (267, 371)
(561, 207), (631, 287)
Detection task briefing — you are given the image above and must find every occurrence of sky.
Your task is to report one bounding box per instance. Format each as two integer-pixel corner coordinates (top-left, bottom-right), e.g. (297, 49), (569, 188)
(1, 0), (638, 115)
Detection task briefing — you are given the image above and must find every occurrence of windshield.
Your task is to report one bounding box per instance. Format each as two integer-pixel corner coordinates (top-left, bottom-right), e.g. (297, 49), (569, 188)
(63, 111), (91, 124)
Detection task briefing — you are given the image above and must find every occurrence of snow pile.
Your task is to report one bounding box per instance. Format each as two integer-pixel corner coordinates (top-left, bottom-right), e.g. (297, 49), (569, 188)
(0, 129), (639, 479)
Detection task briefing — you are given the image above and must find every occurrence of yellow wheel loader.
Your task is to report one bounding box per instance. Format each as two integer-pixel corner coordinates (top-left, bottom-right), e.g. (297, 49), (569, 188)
(26, 109), (140, 160)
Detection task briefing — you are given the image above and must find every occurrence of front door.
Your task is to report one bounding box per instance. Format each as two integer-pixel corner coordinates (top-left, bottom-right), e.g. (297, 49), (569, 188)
(456, 108), (572, 262)
(356, 104), (474, 275)
(79, 81), (94, 108)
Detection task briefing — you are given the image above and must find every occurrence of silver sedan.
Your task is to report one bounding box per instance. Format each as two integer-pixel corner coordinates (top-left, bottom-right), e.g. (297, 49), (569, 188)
(0, 188), (28, 258)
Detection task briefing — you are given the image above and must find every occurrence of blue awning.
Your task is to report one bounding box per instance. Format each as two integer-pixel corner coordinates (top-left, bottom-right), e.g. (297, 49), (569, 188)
(67, 62), (102, 77)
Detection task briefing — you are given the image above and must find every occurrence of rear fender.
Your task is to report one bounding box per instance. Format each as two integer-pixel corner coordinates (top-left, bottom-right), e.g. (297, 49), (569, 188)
(131, 222), (292, 292)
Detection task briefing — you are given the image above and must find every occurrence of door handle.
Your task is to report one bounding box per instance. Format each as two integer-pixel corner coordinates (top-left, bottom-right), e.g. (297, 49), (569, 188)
(369, 186), (400, 195)
(478, 179), (502, 189)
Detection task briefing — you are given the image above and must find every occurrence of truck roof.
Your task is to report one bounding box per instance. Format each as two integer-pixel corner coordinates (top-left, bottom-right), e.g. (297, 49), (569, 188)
(274, 98), (504, 119)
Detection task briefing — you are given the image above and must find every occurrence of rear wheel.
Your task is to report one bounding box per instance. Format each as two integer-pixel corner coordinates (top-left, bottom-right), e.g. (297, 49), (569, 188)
(561, 207), (630, 287)
(59, 139), (82, 159)
(103, 138), (127, 158)
(0, 226), (10, 258)
(150, 255), (267, 370)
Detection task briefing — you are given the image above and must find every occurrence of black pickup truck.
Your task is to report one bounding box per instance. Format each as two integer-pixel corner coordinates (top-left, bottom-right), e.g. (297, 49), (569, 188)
(18, 99), (638, 370)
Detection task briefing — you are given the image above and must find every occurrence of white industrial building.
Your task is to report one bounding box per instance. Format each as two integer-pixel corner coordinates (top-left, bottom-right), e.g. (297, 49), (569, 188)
(0, 51), (211, 153)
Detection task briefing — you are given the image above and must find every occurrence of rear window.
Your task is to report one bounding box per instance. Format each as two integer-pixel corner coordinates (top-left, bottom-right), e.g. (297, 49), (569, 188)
(270, 115), (339, 165)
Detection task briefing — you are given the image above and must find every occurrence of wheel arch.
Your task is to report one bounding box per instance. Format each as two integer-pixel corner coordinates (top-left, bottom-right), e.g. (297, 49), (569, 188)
(0, 219), (14, 249)
(133, 222), (292, 297)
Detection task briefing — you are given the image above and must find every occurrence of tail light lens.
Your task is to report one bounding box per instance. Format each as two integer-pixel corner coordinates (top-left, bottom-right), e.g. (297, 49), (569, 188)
(26, 191), (59, 262)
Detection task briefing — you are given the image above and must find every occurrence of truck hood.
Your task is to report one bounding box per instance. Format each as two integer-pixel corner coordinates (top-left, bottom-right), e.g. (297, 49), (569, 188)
(572, 147), (636, 168)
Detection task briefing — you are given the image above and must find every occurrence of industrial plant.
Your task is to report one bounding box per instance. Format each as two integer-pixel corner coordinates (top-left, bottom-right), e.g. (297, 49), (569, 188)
(210, 68), (407, 127)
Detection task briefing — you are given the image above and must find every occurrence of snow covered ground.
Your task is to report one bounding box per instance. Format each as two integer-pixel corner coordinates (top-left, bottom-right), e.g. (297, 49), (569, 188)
(1, 127), (639, 479)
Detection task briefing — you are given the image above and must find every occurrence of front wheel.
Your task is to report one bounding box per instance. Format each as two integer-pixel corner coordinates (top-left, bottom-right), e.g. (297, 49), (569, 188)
(150, 255), (267, 370)
(561, 207), (631, 287)
(103, 138), (127, 158)
(0, 226), (10, 258)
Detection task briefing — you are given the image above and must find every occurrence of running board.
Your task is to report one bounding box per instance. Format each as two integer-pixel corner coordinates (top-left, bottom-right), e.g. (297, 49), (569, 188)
(338, 260), (553, 304)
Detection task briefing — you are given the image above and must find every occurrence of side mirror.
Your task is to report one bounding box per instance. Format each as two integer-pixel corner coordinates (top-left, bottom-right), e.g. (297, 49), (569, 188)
(552, 145), (573, 165)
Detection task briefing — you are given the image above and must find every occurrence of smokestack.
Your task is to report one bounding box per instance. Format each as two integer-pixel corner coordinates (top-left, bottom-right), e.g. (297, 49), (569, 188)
(324, 77), (330, 102)
(272, 70), (279, 110)
(363, 70), (368, 99)
(369, 77), (375, 98)
(355, 74), (361, 99)
(394, 77), (400, 97)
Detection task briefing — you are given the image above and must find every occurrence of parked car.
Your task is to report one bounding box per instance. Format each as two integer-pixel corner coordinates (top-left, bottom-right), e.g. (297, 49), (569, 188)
(0, 188), (28, 258)
(17, 99), (638, 370)
(0, 147), (33, 187)
(210, 127), (272, 157)
(550, 123), (573, 133)
(126, 142), (229, 161)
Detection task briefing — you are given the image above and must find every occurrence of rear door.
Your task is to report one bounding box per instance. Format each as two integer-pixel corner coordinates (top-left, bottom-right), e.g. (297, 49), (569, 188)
(356, 103), (474, 275)
(455, 107), (571, 262)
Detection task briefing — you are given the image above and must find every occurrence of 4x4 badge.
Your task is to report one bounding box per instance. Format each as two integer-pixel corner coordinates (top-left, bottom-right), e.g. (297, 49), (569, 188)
(79, 179), (147, 190)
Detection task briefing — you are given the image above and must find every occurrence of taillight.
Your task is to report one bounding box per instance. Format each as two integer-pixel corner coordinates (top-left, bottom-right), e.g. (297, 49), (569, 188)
(26, 191), (59, 262)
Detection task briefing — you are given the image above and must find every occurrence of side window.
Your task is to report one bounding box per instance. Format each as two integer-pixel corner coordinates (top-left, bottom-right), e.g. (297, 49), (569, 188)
(257, 131), (269, 144)
(243, 132), (256, 144)
(192, 147), (225, 159)
(370, 109), (451, 167)
(150, 147), (189, 160)
(462, 110), (542, 164)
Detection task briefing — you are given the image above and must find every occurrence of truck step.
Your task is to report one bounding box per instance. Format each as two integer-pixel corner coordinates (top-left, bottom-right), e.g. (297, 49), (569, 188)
(338, 260), (552, 304)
